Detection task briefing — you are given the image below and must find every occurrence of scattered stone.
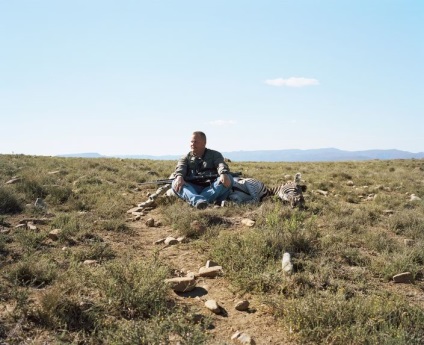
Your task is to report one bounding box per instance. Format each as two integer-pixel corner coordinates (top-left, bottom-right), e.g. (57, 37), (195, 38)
(410, 194), (421, 201)
(48, 229), (62, 241)
(206, 260), (219, 268)
(145, 218), (155, 227)
(316, 190), (329, 196)
(154, 238), (166, 245)
(347, 180), (354, 186)
(47, 170), (61, 175)
(198, 266), (223, 278)
(234, 300), (250, 311)
(0, 228), (11, 234)
(383, 209), (394, 215)
(404, 239), (414, 247)
(190, 220), (206, 234)
(14, 224), (26, 229)
(83, 260), (98, 266)
(156, 220), (163, 227)
(281, 252), (293, 274)
(165, 277), (196, 292)
(127, 206), (144, 214)
(241, 218), (255, 227)
(204, 299), (221, 314)
(5, 177), (21, 184)
(177, 236), (188, 243)
(231, 331), (255, 344)
(27, 222), (37, 231)
(164, 237), (179, 245)
(393, 272), (413, 283)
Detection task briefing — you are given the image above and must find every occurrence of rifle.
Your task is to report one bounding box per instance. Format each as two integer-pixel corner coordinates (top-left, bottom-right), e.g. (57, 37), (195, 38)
(138, 172), (242, 186)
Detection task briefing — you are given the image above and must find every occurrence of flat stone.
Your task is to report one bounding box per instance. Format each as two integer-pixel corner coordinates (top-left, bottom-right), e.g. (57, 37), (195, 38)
(48, 229), (62, 241)
(393, 272), (413, 283)
(154, 238), (166, 245)
(5, 177), (21, 184)
(231, 331), (256, 344)
(241, 218), (255, 227)
(127, 206), (144, 214)
(164, 237), (179, 245)
(204, 299), (221, 314)
(234, 300), (250, 311)
(83, 260), (98, 266)
(198, 266), (223, 278)
(165, 277), (196, 292)
(206, 260), (219, 268)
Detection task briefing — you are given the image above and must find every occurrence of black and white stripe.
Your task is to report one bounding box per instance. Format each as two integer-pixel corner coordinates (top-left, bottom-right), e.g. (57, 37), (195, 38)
(230, 173), (306, 208)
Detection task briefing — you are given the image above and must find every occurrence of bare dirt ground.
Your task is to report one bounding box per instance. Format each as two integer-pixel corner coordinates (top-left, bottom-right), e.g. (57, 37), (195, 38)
(126, 206), (296, 345)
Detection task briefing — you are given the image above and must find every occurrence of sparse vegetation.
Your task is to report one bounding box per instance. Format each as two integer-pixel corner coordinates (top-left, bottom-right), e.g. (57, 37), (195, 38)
(0, 154), (423, 344)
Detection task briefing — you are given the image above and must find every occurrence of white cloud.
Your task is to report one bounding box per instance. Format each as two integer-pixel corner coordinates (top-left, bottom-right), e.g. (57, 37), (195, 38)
(265, 77), (319, 87)
(208, 120), (237, 126)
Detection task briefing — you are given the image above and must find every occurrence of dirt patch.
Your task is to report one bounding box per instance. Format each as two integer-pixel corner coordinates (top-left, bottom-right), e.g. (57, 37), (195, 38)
(128, 207), (296, 345)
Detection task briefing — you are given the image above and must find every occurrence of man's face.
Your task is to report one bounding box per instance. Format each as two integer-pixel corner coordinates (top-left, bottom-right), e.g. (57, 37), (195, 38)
(190, 134), (206, 156)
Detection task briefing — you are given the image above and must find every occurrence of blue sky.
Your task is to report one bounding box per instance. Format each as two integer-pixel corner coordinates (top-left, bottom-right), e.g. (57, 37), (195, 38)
(1, 1), (423, 156)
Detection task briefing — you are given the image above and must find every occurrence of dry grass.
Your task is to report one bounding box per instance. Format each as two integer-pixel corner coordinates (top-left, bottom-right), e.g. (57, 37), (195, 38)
(1, 154), (424, 344)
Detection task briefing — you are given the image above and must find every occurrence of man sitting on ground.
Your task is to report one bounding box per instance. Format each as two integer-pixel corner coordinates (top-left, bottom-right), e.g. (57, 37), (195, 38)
(172, 131), (234, 209)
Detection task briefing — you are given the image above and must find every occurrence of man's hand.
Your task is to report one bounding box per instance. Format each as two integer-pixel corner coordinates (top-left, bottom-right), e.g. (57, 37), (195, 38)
(220, 173), (231, 188)
(174, 175), (185, 192)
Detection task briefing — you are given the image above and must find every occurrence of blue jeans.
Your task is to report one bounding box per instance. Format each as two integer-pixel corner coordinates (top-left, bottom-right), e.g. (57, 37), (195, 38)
(172, 175), (234, 207)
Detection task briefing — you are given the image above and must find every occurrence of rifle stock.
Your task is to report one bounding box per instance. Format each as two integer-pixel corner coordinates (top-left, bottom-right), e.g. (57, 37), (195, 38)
(139, 172), (242, 186)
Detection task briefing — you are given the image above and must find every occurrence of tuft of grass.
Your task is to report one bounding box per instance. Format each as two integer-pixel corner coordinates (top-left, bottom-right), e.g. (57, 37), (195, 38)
(98, 256), (170, 319)
(270, 292), (424, 345)
(7, 255), (57, 287)
(0, 187), (23, 214)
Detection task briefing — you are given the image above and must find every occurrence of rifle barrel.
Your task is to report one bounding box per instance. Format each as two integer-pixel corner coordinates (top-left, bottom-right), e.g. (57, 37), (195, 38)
(138, 171), (242, 186)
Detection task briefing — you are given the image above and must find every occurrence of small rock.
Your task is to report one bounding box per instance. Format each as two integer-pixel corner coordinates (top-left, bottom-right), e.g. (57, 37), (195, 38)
(27, 222), (37, 231)
(5, 177), (21, 184)
(47, 170), (61, 175)
(154, 238), (166, 245)
(393, 272), (413, 283)
(164, 237), (179, 245)
(241, 218), (255, 227)
(127, 206), (144, 214)
(14, 224), (26, 229)
(316, 189), (329, 196)
(48, 229), (62, 241)
(177, 236), (188, 243)
(410, 194), (421, 201)
(206, 260), (219, 268)
(234, 300), (250, 311)
(198, 266), (223, 278)
(204, 299), (221, 314)
(83, 260), (98, 266)
(383, 209), (394, 215)
(282, 252), (293, 274)
(231, 331), (255, 344)
(0, 228), (11, 234)
(145, 218), (155, 227)
(155, 221), (163, 227)
(347, 180), (354, 186)
(165, 277), (196, 292)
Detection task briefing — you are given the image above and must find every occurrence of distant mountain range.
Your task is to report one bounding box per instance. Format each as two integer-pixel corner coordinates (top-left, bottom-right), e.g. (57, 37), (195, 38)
(57, 148), (424, 162)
